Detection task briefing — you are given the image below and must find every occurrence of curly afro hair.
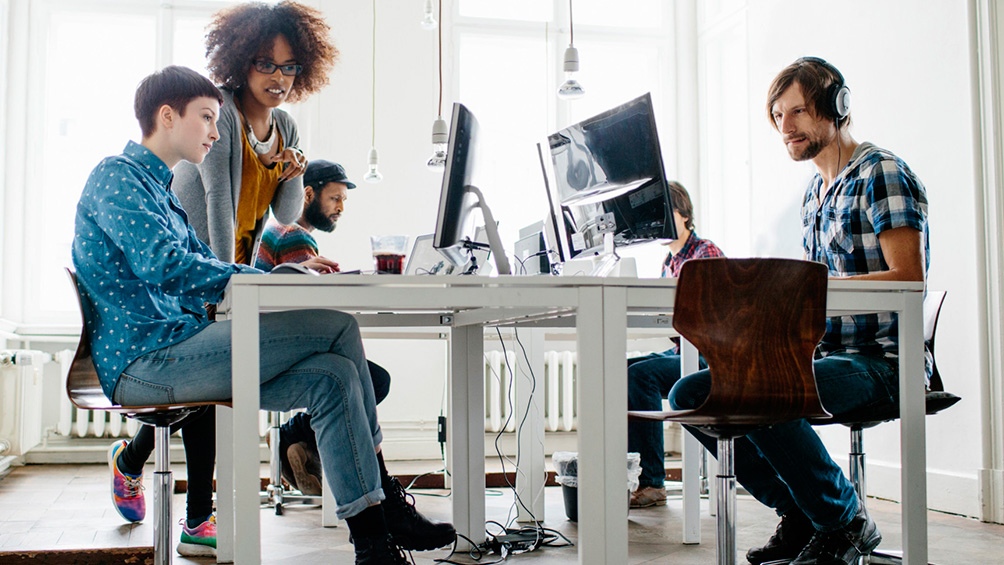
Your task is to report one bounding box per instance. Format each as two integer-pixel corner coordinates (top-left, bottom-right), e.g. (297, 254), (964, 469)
(205, 1), (337, 103)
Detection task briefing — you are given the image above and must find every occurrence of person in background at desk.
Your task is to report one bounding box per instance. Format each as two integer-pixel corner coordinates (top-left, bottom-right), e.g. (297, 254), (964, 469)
(627, 181), (724, 509)
(669, 57), (930, 565)
(254, 159), (395, 500)
(74, 66), (453, 565)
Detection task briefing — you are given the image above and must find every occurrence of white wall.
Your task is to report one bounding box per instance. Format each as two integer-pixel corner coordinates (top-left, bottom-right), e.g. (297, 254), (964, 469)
(294, 1), (986, 515)
(297, 0), (453, 274)
(712, 0), (983, 517)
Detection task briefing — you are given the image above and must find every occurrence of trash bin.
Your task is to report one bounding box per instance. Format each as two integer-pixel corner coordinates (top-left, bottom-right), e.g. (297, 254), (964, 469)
(553, 451), (642, 522)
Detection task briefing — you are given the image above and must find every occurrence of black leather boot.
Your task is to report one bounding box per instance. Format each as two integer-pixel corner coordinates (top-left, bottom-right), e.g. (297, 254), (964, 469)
(790, 504), (881, 565)
(382, 476), (457, 551)
(747, 509), (816, 564)
(353, 533), (409, 565)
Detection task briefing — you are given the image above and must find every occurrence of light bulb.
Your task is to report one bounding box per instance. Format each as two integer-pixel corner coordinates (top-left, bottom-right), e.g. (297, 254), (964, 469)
(557, 45), (585, 100)
(421, 0), (437, 30)
(426, 117), (448, 171)
(364, 147), (383, 183)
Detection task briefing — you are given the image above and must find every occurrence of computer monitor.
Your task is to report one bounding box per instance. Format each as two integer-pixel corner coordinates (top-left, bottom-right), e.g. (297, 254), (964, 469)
(433, 102), (511, 275)
(538, 93), (677, 264)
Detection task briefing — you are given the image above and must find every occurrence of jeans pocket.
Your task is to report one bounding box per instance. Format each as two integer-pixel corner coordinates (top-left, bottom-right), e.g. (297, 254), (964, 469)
(113, 372), (176, 406)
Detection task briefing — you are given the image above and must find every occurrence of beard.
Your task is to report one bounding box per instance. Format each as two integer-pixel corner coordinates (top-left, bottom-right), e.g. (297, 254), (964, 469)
(790, 137), (826, 161)
(304, 199), (337, 232)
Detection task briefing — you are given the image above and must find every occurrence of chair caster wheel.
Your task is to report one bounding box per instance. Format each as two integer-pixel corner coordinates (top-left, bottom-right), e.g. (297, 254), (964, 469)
(275, 503), (283, 516)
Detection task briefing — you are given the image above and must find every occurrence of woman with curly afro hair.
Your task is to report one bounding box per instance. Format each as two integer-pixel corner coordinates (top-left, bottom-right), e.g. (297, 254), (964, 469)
(111, 4), (456, 563)
(174, 0), (337, 267)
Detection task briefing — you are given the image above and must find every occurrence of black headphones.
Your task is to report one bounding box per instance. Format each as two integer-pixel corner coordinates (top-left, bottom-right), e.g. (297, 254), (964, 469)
(797, 56), (851, 122)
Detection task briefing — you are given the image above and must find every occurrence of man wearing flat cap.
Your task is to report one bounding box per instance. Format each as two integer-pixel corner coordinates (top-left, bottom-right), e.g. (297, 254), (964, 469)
(254, 159), (392, 497)
(254, 159), (356, 272)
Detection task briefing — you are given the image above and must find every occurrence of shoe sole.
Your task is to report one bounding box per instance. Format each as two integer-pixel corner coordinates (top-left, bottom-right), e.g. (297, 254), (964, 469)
(287, 441), (321, 495)
(177, 542), (217, 557)
(630, 498), (668, 509)
(394, 532), (457, 552)
(287, 443), (323, 496)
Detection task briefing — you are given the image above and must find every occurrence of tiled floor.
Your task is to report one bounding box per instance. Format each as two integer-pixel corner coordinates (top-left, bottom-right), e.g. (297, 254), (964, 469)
(2, 461), (1003, 564)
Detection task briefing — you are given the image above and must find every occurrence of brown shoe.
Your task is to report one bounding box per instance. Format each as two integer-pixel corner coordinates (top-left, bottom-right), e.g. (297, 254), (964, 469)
(286, 442), (323, 496)
(629, 486), (668, 508)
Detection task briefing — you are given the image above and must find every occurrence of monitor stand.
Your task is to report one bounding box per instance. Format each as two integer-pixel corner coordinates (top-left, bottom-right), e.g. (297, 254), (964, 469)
(465, 185), (512, 275)
(558, 233), (637, 277)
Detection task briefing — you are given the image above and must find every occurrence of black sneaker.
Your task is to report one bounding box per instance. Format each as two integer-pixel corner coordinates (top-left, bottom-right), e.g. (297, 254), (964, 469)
(382, 476), (456, 551)
(747, 509), (815, 564)
(790, 504), (881, 565)
(353, 533), (409, 565)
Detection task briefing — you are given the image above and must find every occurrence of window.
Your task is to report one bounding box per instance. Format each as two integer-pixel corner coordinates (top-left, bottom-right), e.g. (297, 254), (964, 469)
(453, 0), (675, 274)
(12, 1), (236, 324)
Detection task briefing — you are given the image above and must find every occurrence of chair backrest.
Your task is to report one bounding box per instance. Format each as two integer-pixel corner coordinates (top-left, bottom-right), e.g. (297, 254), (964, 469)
(64, 267), (225, 414)
(673, 258), (831, 424)
(924, 290), (947, 392)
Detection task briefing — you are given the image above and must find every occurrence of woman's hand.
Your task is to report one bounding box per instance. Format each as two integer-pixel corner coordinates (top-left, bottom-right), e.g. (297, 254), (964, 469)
(275, 147), (308, 182)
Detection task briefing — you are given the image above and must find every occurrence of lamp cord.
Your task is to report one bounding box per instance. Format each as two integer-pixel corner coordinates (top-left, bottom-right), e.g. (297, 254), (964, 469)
(569, 0), (574, 45)
(437, 0), (443, 117)
(371, 0), (377, 147)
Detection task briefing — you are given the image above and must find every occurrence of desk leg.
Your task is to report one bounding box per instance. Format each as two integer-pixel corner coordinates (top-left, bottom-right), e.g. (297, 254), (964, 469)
(515, 327), (546, 523)
(230, 285), (262, 565)
(216, 405), (234, 563)
(680, 338), (702, 544)
(449, 324), (485, 549)
(899, 292), (927, 564)
(576, 286), (628, 565)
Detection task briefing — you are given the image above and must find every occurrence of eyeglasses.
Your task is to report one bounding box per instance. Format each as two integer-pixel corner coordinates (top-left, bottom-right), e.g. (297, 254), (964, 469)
(252, 59), (303, 77)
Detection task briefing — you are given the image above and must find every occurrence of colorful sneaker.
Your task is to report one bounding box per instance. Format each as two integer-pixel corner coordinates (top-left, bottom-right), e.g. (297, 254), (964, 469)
(107, 440), (145, 523)
(178, 514), (217, 557)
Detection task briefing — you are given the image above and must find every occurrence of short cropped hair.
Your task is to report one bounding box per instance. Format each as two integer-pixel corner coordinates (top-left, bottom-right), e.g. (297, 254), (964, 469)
(205, 1), (337, 103)
(667, 181), (695, 231)
(766, 58), (851, 130)
(134, 66), (224, 138)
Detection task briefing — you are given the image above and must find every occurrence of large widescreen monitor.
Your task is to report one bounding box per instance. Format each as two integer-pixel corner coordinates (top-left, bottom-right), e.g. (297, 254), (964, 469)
(539, 93), (677, 262)
(433, 102), (511, 275)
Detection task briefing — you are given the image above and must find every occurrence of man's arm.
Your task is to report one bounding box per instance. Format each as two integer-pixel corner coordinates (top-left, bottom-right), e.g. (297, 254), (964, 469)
(834, 226), (925, 282)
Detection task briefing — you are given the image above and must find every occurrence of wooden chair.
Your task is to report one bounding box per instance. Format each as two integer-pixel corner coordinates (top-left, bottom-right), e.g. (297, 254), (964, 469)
(629, 258), (831, 565)
(809, 290), (960, 564)
(64, 268), (228, 565)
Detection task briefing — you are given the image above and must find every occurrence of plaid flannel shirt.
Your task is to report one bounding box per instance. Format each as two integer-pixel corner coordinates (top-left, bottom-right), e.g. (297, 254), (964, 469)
(802, 142), (930, 368)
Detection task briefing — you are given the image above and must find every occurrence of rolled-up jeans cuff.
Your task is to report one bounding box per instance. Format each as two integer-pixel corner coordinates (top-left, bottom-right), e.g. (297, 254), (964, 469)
(336, 487), (386, 520)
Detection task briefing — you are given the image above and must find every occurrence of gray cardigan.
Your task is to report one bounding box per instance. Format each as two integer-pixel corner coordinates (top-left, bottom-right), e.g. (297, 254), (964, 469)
(174, 89), (304, 263)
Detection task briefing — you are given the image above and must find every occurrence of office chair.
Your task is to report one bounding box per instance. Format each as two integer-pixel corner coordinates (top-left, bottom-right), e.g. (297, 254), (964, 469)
(810, 290), (961, 564)
(630, 258), (831, 565)
(65, 268), (229, 565)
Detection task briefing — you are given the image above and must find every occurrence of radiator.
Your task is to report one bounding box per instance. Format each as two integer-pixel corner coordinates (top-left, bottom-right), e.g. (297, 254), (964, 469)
(54, 344), (282, 439)
(483, 350), (650, 434)
(484, 349), (578, 433)
(0, 350), (50, 457)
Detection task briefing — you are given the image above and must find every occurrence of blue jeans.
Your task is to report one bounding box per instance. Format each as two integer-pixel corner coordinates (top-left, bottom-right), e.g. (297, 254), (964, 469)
(113, 309), (384, 520)
(627, 350), (706, 488)
(668, 352), (899, 531)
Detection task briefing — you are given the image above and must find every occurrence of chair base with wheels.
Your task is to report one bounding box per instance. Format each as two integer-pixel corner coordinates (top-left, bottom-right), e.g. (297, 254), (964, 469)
(65, 268), (228, 565)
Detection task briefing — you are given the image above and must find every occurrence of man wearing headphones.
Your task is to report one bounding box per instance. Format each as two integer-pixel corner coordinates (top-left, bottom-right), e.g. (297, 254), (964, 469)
(669, 58), (930, 565)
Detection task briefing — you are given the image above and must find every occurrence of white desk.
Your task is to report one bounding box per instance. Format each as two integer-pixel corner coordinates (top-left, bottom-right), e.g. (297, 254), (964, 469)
(215, 275), (926, 565)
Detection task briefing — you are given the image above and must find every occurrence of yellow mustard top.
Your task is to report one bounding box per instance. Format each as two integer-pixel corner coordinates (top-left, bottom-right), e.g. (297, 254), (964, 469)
(234, 127), (283, 265)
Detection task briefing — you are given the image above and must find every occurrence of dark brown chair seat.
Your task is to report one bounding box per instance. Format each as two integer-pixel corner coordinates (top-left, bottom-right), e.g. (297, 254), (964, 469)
(629, 258), (830, 565)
